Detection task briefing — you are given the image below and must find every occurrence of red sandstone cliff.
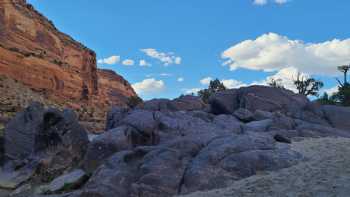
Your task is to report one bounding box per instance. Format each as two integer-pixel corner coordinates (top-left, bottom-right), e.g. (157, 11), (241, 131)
(0, 0), (137, 132)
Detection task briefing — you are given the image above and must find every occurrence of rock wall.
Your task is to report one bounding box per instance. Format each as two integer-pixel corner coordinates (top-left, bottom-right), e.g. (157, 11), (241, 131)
(0, 0), (137, 131)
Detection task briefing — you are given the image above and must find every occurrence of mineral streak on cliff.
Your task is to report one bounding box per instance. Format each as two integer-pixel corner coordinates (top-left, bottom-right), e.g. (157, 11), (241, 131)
(0, 0), (137, 132)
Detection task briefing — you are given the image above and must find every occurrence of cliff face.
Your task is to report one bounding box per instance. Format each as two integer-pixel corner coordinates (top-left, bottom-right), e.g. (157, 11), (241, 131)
(0, 0), (137, 132)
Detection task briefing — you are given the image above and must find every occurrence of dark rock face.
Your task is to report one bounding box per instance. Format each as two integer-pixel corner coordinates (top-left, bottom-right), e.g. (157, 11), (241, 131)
(105, 106), (129, 130)
(83, 125), (157, 173)
(209, 89), (239, 114)
(3, 102), (89, 181)
(139, 95), (206, 112)
(322, 105), (350, 131)
(209, 86), (309, 115)
(4, 102), (44, 162)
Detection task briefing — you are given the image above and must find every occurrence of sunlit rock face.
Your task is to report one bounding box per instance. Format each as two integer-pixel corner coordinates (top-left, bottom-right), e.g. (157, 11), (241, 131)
(0, 0), (137, 132)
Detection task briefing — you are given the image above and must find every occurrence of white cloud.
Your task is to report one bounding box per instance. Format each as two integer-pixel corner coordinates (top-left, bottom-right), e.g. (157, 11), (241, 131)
(160, 73), (172, 77)
(122, 59), (135, 66)
(177, 77), (184, 82)
(254, 0), (267, 6)
(253, 67), (309, 92)
(140, 48), (182, 66)
(97, 55), (120, 65)
(183, 88), (201, 95)
(200, 77), (213, 85)
(253, 0), (289, 6)
(175, 57), (182, 64)
(222, 33), (350, 76)
(139, 59), (151, 67)
(132, 78), (165, 95)
(275, 0), (289, 4)
(221, 79), (248, 89)
(322, 86), (339, 96)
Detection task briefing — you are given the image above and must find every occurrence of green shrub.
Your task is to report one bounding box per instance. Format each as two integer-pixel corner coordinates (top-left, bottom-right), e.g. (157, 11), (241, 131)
(127, 96), (143, 108)
(332, 84), (350, 106)
(198, 79), (226, 103)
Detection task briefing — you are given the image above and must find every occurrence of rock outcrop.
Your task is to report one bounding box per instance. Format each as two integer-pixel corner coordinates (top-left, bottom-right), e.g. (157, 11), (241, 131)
(0, 0), (136, 132)
(2, 86), (350, 197)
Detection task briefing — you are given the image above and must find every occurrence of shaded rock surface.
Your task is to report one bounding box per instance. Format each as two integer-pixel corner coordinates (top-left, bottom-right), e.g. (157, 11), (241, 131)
(46, 169), (87, 194)
(1, 102), (89, 193)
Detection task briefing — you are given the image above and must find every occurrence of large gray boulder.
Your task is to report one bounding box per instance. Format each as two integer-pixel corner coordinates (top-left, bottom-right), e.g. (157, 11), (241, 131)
(121, 110), (159, 136)
(4, 103), (89, 181)
(212, 115), (243, 134)
(209, 86), (309, 115)
(154, 111), (233, 145)
(322, 105), (350, 131)
(79, 139), (200, 197)
(139, 95), (206, 112)
(83, 125), (157, 173)
(180, 132), (302, 194)
(78, 149), (149, 197)
(209, 89), (239, 115)
(105, 106), (129, 130)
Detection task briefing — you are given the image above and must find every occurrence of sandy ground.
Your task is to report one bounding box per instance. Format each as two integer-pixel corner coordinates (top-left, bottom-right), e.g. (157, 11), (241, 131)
(180, 137), (350, 197)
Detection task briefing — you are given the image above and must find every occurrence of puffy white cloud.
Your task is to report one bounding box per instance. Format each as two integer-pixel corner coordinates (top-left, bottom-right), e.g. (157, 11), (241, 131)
(200, 77), (213, 85)
(122, 59), (135, 66)
(132, 78), (165, 95)
(140, 48), (182, 66)
(222, 33), (350, 76)
(97, 55), (120, 65)
(139, 59), (151, 67)
(253, 0), (267, 5)
(253, 67), (309, 92)
(177, 77), (184, 82)
(221, 79), (248, 89)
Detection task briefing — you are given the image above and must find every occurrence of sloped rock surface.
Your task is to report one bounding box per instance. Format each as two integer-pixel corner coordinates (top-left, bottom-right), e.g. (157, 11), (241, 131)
(2, 102), (89, 187)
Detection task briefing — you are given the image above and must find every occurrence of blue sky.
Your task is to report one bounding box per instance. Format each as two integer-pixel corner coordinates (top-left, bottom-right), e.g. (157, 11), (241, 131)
(28, 0), (350, 100)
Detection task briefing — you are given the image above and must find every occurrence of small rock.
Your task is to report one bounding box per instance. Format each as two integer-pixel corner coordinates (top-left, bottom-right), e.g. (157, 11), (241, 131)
(274, 134), (291, 144)
(9, 183), (32, 196)
(233, 108), (254, 122)
(0, 162), (37, 189)
(47, 169), (87, 193)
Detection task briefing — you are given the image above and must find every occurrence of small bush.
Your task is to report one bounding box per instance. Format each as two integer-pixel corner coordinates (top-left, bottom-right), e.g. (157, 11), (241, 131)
(332, 84), (350, 106)
(127, 96), (143, 108)
(198, 79), (226, 103)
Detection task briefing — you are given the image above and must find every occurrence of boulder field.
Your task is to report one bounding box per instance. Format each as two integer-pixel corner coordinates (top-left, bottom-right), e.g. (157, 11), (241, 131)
(1, 86), (350, 197)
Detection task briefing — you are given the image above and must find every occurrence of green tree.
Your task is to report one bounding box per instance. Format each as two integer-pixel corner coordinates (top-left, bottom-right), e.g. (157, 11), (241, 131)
(317, 92), (337, 105)
(127, 96), (143, 108)
(294, 73), (324, 96)
(332, 84), (350, 106)
(198, 79), (226, 103)
(337, 65), (350, 85)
